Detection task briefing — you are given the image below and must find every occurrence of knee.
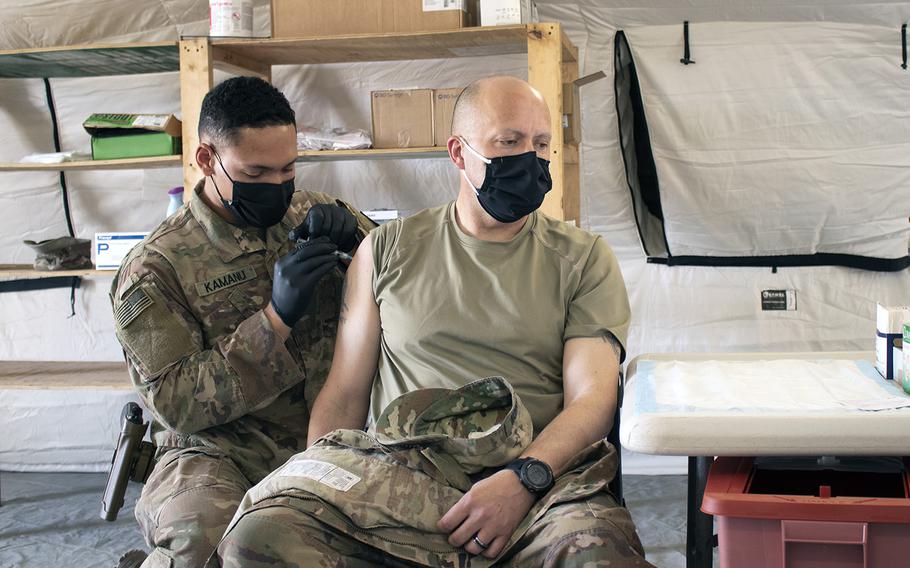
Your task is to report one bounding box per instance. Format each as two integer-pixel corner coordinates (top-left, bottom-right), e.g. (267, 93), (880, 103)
(543, 527), (653, 568)
(139, 484), (245, 567)
(156, 484), (244, 537)
(216, 508), (330, 568)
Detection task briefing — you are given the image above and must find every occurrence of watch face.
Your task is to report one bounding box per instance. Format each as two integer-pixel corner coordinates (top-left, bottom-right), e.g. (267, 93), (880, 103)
(523, 462), (552, 490)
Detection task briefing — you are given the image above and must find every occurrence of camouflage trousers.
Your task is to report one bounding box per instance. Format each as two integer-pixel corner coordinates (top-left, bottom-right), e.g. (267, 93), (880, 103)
(209, 444), (655, 568)
(135, 446), (252, 568)
(213, 490), (652, 567)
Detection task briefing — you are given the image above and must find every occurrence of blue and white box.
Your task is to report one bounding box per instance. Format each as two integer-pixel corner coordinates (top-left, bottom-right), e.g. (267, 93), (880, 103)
(876, 303), (909, 380)
(94, 232), (148, 270)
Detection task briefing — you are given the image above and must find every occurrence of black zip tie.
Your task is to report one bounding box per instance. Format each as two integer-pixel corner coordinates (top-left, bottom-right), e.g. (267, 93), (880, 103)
(680, 21), (695, 65)
(69, 279), (77, 318)
(902, 23), (907, 70)
(43, 78), (75, 238)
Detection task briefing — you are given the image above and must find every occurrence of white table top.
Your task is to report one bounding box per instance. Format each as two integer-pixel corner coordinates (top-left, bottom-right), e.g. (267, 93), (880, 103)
(620, 351), (910, 456)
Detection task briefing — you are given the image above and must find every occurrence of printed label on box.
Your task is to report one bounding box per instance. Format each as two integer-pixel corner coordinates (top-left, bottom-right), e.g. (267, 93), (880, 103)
(761, 290), (797, 311)
(364, 209), (400, 224)
(422, 0), (466, 12)
(132, 115), (169, 128)
(94, 233), (148, 270)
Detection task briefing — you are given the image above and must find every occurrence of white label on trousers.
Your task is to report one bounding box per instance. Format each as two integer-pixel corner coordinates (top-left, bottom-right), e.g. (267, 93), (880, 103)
(280, 459), (361, 492)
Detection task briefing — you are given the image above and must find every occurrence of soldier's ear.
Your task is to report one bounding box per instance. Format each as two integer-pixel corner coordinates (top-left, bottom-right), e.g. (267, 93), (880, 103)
(196, 144), (217, 177)
(448, 136), (467, 170)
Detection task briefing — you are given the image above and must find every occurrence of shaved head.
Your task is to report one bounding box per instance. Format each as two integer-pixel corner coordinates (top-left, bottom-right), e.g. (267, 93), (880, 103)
(451, 76), (550, 139)
(447, 75), (553, 227)
(447, 76), (554, 231)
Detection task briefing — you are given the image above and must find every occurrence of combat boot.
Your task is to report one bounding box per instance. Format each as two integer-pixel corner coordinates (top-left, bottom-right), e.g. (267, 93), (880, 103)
(116, 549), (147, 568)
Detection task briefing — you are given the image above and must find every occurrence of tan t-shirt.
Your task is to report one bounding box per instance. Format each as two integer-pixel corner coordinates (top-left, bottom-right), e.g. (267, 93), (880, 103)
(371, 202), (631, 435)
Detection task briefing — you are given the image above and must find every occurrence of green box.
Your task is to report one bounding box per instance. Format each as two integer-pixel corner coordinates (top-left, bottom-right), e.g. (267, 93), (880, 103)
(90, 132), (181, 160)
(83, 113), (182, 160)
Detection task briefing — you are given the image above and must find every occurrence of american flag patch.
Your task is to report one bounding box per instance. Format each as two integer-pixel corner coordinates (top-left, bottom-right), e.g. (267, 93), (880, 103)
(116, 287), (153, 328)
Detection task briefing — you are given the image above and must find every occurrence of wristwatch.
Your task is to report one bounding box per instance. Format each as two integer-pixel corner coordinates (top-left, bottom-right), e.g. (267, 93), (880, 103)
(505, 457), (554, 495)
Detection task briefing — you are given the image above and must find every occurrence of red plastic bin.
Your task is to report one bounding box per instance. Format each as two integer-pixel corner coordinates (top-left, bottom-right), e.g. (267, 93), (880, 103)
(701, 457), (910, 568)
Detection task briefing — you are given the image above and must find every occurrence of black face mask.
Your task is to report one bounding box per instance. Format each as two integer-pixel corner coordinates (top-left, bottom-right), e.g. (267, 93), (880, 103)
(461, 138), (553, 224)
(211, 151), (295, 229)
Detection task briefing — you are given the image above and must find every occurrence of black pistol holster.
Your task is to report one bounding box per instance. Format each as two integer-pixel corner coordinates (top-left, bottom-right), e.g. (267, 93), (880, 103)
(100, 402), (155, 522)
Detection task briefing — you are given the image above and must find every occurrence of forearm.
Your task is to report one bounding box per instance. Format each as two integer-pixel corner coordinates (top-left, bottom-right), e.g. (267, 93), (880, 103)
(131, 309), (302, 434)
(519, 393), (613, 476)
(519, 334), (623, 476)
(307, 376), (371, 445)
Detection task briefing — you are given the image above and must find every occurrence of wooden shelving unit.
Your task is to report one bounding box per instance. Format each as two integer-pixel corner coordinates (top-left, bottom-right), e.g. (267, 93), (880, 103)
(0, 25), (581, 285)
(185, 23), (581, 223)
(0, 42), (181, 284)
(0, 265), (115, 279)
(0, 42), (183, 176)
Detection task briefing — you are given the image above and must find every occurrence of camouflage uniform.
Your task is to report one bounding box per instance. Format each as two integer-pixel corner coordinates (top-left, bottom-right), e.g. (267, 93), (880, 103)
(211, 377), (652, 567)
(110, 182), (374, 568)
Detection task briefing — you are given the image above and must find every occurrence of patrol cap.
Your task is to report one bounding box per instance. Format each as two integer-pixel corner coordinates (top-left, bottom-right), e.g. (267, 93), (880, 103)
(23, 236), (92, 271)
(373, 376), (534, 475)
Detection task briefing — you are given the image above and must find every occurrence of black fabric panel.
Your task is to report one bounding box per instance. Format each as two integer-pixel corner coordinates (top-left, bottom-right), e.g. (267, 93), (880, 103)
(0, 276), (82, 293)
(628, 60), (663, 222)
(647, 254), (910, 272)
(614, 31), (669, 258)
(43, 78), (75, 238)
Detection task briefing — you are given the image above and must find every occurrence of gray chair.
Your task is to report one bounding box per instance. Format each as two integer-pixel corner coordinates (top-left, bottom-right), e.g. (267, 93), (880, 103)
(607, 372), (626, 506)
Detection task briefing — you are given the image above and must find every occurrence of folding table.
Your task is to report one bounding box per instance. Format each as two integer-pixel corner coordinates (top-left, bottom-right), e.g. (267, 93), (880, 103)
(620, 351), (910, 568)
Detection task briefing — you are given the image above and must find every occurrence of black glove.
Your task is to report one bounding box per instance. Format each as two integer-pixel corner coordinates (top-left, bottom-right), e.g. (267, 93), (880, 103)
(289, 203), (358, 253)
(270, 237), (338, 327)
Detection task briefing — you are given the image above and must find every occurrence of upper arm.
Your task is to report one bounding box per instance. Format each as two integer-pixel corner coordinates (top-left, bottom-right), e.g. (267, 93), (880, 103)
(561, 334), (621, 413)
(563, 238), (630, 363)
(325, 232), (381, 401)
(112, 254), (200, 381)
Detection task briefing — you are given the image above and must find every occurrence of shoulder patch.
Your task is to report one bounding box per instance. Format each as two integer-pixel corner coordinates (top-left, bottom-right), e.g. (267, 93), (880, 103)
(116, 287), (154, 328)
(195, 266), (257, 297)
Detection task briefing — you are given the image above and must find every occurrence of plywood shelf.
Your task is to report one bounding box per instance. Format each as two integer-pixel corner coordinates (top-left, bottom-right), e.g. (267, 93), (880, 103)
(0, 265), (115, 278)
(0, 155), (182, 172)
(0, 361), (130, 389)
(297, 147), (449, 162)
(0, 41), (179, 78)
(211, 26), (534, 66)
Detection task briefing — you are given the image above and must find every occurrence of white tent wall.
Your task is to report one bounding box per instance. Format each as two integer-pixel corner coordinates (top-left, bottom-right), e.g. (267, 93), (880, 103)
(624, 22), (910, 259)
(0, 1), (908, 473)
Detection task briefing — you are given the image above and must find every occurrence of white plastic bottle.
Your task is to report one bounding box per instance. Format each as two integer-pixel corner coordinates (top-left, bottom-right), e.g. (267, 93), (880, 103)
(166, 187), (184, 217)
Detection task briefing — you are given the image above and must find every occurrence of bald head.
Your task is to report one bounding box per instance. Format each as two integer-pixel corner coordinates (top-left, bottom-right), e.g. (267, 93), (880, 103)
(451, 76), (550, 139)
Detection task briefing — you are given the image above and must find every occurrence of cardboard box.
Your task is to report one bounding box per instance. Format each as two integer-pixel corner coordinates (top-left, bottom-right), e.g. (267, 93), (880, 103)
(562, 71), (606, 145)
(479, 0), (537, 26)
(90, 132), (181, 160)
(371, 89), (434, 148)
(363, 209), (401, 225)
(94, 232), (149, 270)
(875, 303), (909, 380)
(83, 114), (182, 160)
(433, 87), (464, 146)
(271, 0), (475, 39)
